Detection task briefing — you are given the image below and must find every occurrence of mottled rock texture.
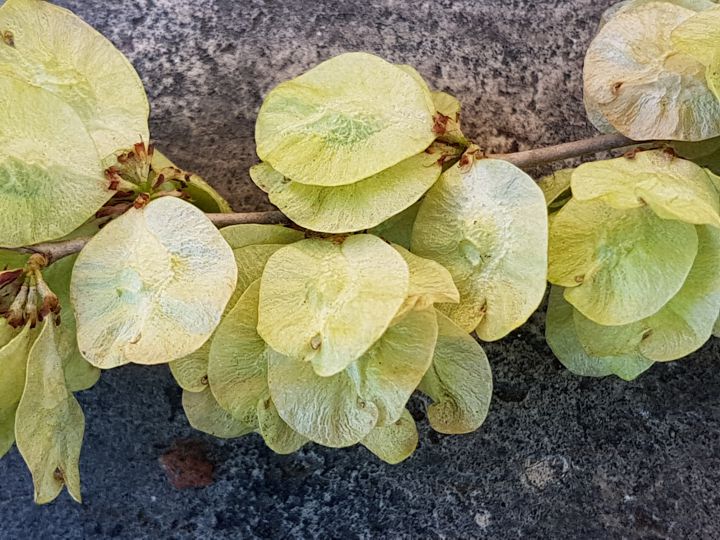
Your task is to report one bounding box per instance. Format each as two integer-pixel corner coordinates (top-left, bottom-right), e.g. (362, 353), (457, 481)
(2, 0), (720, 538)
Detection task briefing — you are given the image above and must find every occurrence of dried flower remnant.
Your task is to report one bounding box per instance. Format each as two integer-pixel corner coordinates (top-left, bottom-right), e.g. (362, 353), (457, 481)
(98, 143), (232, 217)
(1, 255), (60, 329)
(432, 113), (451, 135)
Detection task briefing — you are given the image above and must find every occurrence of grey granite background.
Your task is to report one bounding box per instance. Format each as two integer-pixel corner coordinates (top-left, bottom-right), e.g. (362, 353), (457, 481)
(1, 0), (719, 538)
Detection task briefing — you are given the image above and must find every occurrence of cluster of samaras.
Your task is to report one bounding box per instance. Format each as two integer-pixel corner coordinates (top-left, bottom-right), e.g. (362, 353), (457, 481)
(0, 0), (718, 505)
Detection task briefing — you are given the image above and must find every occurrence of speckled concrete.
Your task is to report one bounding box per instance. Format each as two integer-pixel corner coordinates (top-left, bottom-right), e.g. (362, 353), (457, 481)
(1, 1), (720, 538)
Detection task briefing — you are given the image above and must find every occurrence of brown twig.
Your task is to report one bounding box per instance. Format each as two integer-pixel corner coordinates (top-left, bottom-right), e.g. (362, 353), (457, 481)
(9, 237), (94, 265)
(207, 210), (290, 228)
(489, 132), (644, 168)
(2, 133), (653, 264)
(2, 213), (291, 264)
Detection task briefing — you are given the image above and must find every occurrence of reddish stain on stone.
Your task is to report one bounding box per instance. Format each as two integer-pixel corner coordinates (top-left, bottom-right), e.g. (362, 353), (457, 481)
(159, 440), (214, 489)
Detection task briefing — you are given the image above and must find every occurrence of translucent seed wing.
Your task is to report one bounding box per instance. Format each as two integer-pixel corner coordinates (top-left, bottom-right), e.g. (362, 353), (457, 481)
(170, 229), (301, 393)
(539, 168), (574, 210)
(392, 245), (459, 321)
(267, 351), (379, 448)
(573, 309), (645, 357)
(640, 225), (720, 361)
(0, 0), (149, 159)
(249, 152), (442, 234)
(396, 64), (433, 98)
(671, 5), (720, 66)
(256, 52), (436, 187)
(71, 197), (237, 368)
(545, 286), (654, 381)
(356, 307), (439, 426)
(548, 198), (698, 325)
(0, 318), (15, 350)
(0, 324), (35, 458)
(152, 150), (232, 213)
(62, 350), (101, 394)
(0, 248), (30, 271)
(430, 91), (468, 145)
(219, 223), (304, 249)
(412, 159), (548, 340)
(182, 388), (252, 439)
(432, 91), (461, 119)
(601, 0), (717, 27)
(184, 175), (233, 214)
(584, 3), (720, 141)
(231, 244), (289, 309)
(671, 136), (720, 162)
(42, 254), (101, 393)
(394, 246), (459, 306)
(571, 151), (720, 227)
(208, 281), (270, 426)
(708, 52), (720, 100)
(170, 345), (211, 393)
(14, 321), (85, 504)
(368, 201), (421, 249)
(257, 235), (409, 377)
(361, 409), (418, 464)
(0, 76), (110, 247)
(256, 398), (308, 454)
(268, 307), (438, 446)
(569, 226), (720, 362)
(418, 312), (493, 434)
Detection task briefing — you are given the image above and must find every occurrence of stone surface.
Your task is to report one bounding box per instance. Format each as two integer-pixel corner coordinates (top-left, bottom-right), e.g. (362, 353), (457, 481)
(2, 0), (720, 538)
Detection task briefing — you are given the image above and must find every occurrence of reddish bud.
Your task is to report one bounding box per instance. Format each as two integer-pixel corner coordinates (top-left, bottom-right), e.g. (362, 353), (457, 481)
(0, 268), (23, 288)
(0, 270), (24, 316)
(133, 193), (150, 209)
(134, 142), (148, 161)
(106, 170), (123, 191)
(153, 173), (166, 190)
(432, 113), (451, 136)
(96, 202), (132, 218)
